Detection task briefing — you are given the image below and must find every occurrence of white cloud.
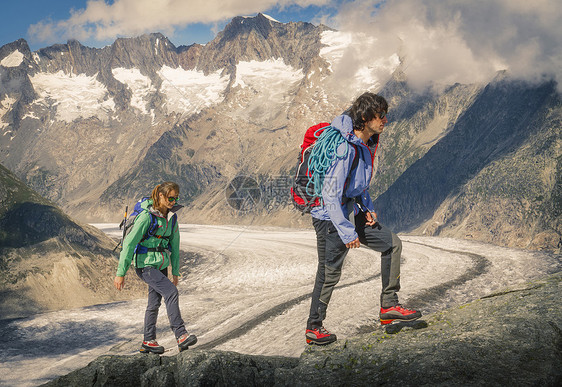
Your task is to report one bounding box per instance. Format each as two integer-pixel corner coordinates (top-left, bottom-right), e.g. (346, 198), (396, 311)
(328, 0), (562, 92)
(28, 0), (330, 44)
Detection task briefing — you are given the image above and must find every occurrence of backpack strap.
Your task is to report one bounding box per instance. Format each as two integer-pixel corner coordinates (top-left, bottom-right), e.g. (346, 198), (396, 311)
(342, 143), (361, 226)
(342, 143), (360, 199)
(143, 213), (160, 241)
(134, 212), (159, 257)
(135, 212), (177, 255)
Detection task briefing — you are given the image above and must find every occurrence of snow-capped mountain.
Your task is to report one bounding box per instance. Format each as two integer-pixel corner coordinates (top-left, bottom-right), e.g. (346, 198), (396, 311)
(0, 13), (560, 250)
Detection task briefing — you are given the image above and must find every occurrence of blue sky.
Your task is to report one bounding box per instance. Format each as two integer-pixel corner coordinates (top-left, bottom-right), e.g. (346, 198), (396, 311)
(0, 1), (341, 51)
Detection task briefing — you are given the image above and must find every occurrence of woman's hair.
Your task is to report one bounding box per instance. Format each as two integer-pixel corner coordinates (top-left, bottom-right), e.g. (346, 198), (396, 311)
(150, 181), (180, 209)
(348, 92), (388, 131)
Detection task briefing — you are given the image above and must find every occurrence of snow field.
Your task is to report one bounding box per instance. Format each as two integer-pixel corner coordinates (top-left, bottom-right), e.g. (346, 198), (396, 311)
(0, 224), (559, 386)
(1, 50), (24, 67)
(111, 68), (155, 114)
(233, 59), (303, 104)
(30, 71), (115, 122)
(157, 65), (228, 115)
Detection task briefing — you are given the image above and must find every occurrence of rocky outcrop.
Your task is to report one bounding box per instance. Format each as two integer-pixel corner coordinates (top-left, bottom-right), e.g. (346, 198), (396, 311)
(43, 272), (561, 386)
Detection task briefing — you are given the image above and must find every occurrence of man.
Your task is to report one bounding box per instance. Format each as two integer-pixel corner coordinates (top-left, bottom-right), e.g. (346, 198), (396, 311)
(306, 92), (421, 345)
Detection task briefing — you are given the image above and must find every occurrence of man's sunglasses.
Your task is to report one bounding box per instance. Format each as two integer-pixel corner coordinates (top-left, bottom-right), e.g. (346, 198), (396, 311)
(378, 111), (387, 119)
(167, 196), (179, 203)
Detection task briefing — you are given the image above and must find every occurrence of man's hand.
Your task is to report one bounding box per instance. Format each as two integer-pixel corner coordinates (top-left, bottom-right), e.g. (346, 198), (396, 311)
(365, 211), (378, 226)
(346, 237), (360, 249)
(114, 276), (125, 290)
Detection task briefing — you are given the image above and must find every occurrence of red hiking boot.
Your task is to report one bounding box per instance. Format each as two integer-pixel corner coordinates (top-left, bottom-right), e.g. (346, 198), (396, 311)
(305, 326), (337, 345)
(140, 340), (164, 354)
(380, 304), (422, 325)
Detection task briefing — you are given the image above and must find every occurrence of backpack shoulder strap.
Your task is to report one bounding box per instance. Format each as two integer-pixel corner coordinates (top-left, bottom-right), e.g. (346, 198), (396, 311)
(141, 212), (159, 242)
(344, 143), (360, 187)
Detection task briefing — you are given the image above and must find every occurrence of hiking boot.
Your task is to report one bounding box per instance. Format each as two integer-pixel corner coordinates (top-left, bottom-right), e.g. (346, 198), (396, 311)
(177, 333), (197, 352)
(140, 340), (164, 354)
(380, 304), (422, 325)
(305, 326), (337, 345)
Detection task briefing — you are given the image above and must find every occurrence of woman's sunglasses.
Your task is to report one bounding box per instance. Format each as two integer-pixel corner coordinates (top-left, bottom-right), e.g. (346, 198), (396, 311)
(167, 196), (179, 203)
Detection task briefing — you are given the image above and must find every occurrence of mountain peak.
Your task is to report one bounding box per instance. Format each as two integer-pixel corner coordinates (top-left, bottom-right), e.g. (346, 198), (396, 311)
(222, 12), (281, 40)
(0, 38), (31, 67)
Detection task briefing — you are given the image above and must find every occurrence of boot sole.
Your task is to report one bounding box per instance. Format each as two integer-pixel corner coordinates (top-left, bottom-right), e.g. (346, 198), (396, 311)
(140, 346), (164, 354)
(380, 314), (422, 325)
(306, 338), (337, 345)
(178, 335), (198, 352)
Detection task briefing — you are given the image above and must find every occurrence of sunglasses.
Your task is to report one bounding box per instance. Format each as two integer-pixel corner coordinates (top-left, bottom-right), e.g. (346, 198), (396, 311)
(378, 111), (387, 119)
(167, 196), (179, 203)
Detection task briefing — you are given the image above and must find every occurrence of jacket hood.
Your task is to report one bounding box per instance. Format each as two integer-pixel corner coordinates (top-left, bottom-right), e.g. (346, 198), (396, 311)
(331, 114), (379, 147)
(141, 198), (153, 211)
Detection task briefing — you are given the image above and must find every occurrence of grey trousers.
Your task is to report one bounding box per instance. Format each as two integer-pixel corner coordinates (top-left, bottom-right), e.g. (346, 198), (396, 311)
(307, 214), (402, 329)
(135, 266), (188, 341)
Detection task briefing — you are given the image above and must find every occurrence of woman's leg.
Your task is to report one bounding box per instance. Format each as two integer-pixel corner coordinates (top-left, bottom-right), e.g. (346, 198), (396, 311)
(137, 267), (188, 338)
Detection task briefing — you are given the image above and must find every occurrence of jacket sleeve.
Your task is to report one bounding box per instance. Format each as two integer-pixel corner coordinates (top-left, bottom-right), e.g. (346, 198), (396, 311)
(169, 216), (180, 276)
(116, 212), (149, 277)
(322, 143), (358, 244)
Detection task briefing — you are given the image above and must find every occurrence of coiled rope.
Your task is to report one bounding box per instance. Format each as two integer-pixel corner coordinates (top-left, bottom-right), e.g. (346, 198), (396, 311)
(307, 126), (350, 199)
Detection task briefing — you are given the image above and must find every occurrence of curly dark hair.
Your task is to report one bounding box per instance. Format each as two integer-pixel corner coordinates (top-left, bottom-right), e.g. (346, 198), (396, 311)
(347, 92), (388, 131)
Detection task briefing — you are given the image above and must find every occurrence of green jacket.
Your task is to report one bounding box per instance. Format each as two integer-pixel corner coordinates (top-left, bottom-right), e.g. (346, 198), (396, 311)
(116, 199), (180, 277)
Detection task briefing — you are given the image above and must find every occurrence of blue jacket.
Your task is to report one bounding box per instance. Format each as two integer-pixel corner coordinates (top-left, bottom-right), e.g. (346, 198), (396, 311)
(310, 114), (378, 244)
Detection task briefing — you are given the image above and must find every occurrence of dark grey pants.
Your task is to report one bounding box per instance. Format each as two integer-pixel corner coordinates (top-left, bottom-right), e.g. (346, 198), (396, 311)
(135, 266), (188, 341)
(307, 214), (402, 329)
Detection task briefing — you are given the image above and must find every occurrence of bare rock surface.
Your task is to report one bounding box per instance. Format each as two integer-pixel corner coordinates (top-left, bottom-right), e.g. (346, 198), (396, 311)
(43, 271), (561, 386)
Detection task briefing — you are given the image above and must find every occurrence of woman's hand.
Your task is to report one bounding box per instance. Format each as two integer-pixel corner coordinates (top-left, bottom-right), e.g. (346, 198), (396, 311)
(172, 275), (179, 287)
(114, 276), (125, 290)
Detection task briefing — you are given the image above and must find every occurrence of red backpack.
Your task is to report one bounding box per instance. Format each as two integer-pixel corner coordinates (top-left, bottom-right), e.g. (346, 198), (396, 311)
(290, 123), (359, 213)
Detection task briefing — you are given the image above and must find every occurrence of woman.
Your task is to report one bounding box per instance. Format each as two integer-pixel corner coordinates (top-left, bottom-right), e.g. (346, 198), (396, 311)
(114, 181), (197, 353)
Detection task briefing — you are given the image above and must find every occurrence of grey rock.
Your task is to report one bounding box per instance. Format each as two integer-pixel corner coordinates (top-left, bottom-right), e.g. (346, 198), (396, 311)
(42, 272), (562, 386)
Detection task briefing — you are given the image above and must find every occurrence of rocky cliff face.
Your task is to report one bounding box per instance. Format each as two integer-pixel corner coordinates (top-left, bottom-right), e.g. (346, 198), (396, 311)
(43, 272), (562, 386)
(375, 77), (562, 249)
(0, 163), (144, 319)
(0, 13), (560, 249)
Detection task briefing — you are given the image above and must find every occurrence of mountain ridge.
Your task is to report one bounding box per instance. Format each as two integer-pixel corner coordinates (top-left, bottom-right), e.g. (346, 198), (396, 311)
(0, 162), (145, 319)
(0, 13), (560, 250)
